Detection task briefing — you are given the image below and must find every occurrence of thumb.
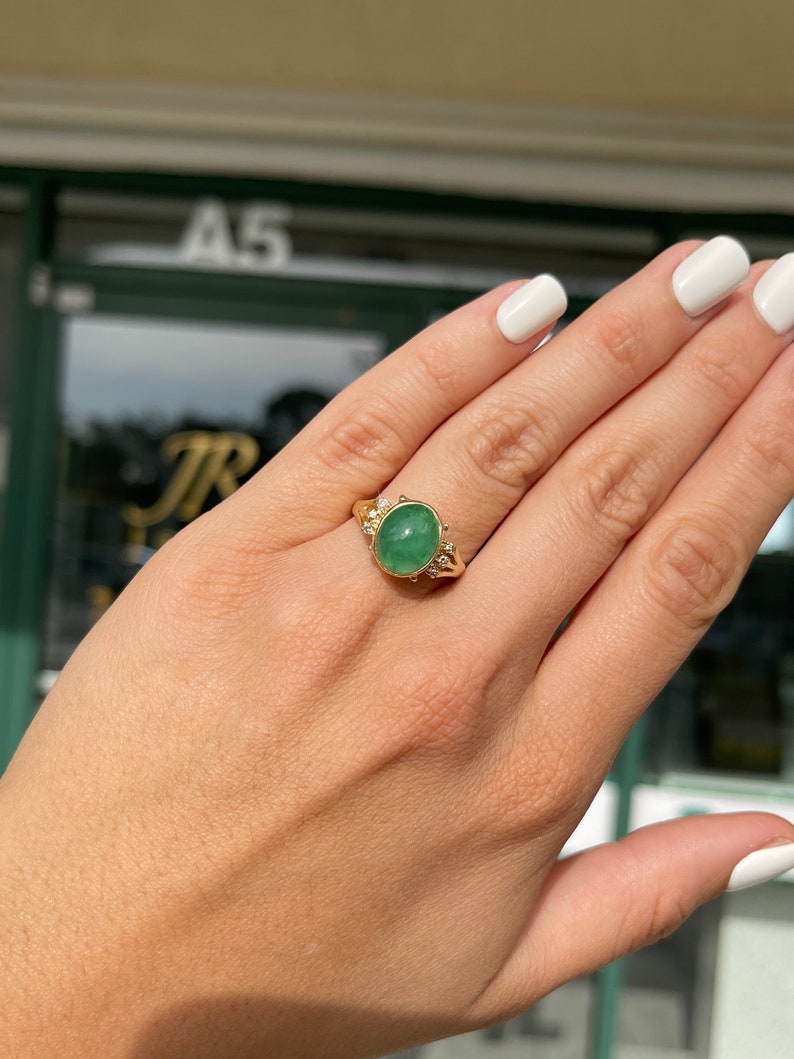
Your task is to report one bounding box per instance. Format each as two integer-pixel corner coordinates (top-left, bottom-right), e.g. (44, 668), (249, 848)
(476, 812), (794, 1022)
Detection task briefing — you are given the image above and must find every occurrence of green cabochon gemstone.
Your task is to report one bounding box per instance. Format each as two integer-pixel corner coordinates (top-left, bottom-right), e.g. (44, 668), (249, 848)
(374, 502), (442, 577)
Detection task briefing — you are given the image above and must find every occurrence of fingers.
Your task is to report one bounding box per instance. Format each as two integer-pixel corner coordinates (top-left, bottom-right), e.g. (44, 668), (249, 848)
(473, 813), (794, 1023)
(531, 336), (794, 759)
(457, 256), (790, 653)
(219, 238), (741, 557)
(381, 240), (743, 559)
(224, 279), (566, 548)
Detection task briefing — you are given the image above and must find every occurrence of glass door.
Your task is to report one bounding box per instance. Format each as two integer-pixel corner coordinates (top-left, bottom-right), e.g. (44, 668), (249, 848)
(38, 289), (409, 695)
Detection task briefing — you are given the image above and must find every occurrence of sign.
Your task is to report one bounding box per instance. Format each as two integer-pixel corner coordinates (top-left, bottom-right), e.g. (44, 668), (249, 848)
(123, 430), (260, 545)
(179, 198), (293, 273)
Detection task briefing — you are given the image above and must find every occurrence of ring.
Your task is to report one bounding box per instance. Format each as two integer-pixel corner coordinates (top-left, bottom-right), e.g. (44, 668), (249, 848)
(352, 496), (465, 582)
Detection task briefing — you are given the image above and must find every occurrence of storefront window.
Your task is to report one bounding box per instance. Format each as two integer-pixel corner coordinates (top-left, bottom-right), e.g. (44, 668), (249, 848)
(41, 312), (384, 684)
(645, 544), (794, 786)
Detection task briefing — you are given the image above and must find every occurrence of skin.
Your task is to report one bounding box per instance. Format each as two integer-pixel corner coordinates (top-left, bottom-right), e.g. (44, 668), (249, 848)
(1, 241), (793, 1058)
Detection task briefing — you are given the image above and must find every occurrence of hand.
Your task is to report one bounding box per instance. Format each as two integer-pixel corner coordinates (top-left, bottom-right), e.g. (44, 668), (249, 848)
(2, 240), (794, 1059)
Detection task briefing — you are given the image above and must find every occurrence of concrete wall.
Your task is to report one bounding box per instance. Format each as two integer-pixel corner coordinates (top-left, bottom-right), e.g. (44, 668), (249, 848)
(2, 0), (792, 119)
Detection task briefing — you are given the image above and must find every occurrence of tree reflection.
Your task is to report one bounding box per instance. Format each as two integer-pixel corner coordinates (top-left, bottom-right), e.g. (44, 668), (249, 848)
(259, 387), (329, 460)
(46, 386), (333, 668)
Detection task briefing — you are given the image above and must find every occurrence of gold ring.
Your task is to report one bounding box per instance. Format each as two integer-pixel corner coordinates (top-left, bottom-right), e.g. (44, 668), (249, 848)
(352, 495), (465, 582)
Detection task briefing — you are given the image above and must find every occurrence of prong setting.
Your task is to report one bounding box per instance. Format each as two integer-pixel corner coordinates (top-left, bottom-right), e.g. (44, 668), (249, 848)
(352, 496), (464, 581)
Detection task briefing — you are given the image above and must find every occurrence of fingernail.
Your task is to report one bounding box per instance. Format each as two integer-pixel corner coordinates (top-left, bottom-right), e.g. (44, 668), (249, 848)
(496, 274), (568, 344)
(672, 235), (750, 317)
(726, 841), (794, 892)
(753, 253), (794, 334)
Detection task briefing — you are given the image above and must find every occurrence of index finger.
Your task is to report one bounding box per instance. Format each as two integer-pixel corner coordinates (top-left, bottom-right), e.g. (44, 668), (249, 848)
(231, 278), (565, 547)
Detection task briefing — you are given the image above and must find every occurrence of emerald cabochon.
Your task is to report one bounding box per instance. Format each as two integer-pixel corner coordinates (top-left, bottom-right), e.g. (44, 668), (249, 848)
(373, 501), (442, 577)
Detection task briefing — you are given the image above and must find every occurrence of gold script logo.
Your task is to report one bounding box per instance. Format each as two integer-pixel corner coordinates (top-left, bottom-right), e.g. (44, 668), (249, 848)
(123, 430), (260, 545)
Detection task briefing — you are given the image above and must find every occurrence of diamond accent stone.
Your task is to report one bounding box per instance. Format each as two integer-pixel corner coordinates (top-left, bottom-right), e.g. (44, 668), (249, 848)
(442, 541), (455, 554)
(426, 564), (438, 578)
(436, 554), (449, 568)
(363, 523), (375, 534)
(376, 498), (390, 510)
(367, 509), (380, 520)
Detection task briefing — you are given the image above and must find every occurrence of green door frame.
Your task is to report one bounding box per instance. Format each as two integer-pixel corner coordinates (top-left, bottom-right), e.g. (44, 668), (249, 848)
(0, 175), (58, 767)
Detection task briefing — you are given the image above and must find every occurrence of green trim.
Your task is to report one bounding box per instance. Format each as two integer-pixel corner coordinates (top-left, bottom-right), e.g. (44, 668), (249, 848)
(2, 165), (794, 240)
(588, 718), (648, 1059)
(48, 259), (472, 320)
(0, 176), (58, 771)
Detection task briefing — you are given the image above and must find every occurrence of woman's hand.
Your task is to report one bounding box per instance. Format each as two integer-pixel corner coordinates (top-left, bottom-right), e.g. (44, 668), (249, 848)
(2, 240), (794, 1058)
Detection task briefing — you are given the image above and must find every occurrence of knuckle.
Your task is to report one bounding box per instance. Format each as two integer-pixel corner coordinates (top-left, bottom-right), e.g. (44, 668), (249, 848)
(605, 855), (692, 963)
(141, 521), (276, 635)
(482, 726), (584, 840)
(568, 445), (659, 542)
(644, 887), (692, 948)
(316, 394), (409, 479)
(411, 332), (467, 413)
(743, 416), (794, 483)
(583, 305), (647, 385)
(266, 579), (371, 690)
(459, 397), (560, 500)
(689, 341), (749, 407)
(644, 519), (743, 630)
(376, 644), (490, 759)
(498, 764), (574, 837)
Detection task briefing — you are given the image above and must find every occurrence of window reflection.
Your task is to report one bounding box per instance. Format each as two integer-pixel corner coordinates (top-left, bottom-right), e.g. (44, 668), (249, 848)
(647, 552), (794, 783)
(42, 315), (383, 677)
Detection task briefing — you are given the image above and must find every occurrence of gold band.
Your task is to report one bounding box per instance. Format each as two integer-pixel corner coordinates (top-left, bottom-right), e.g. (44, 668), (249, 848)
(353, 495), (465, 582)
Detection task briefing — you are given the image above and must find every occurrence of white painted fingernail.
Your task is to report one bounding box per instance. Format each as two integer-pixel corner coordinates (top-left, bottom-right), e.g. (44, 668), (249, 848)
(753, 253), (794, 334)
(726, 841), (794, 891)
(672, 236), (750, 317)
(496, 274), (568, 344)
